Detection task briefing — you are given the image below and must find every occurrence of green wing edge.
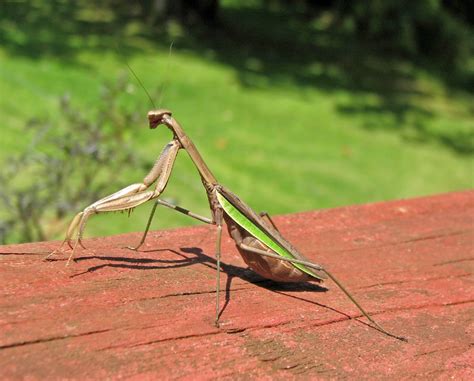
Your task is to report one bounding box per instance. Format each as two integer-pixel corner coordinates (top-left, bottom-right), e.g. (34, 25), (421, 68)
(216, 191), (317, 278)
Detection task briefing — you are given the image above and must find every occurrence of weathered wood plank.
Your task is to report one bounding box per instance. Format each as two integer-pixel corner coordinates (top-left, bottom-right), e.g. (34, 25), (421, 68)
(0, 191), (473, 379)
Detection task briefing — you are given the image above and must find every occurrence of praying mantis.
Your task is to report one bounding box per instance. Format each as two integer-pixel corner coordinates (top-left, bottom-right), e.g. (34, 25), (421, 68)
(47, 109), (406, 341)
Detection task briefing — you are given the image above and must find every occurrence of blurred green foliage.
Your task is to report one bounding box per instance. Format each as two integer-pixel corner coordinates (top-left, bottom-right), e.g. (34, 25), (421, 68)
(335, 0), (473, 71)
(1, 1), (472, 75)
(0, 77), (142, 243)
(0, 0), (472, 244)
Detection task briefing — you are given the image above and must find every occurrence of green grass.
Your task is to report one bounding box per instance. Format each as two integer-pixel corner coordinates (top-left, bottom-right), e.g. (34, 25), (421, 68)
(0, 4), (472, 243)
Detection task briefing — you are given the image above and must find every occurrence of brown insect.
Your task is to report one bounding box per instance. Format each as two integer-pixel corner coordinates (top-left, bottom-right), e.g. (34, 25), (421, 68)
(48, 108), (405, 341)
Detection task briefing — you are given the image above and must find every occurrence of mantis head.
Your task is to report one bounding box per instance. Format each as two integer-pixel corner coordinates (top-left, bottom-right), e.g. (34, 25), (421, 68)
(148, 110), (172, 129)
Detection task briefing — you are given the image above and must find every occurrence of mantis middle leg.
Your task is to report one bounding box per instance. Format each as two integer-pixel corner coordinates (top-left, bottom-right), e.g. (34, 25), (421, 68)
(214, 208), (224, 327)
(123, 192), (225, 326)
(127, 198), (214, 250)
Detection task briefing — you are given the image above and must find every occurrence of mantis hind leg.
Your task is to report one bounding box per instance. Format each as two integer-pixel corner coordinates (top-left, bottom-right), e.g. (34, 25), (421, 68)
(235, 241), (406, 342)
(259, 211), (280, 232)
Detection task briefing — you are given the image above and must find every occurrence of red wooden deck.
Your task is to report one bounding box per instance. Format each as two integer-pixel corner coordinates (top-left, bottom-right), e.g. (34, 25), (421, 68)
(1, 191), (473, 379)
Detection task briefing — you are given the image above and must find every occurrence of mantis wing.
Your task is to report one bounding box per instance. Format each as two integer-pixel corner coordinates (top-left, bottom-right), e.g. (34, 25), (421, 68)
(216, 187), (326, 280)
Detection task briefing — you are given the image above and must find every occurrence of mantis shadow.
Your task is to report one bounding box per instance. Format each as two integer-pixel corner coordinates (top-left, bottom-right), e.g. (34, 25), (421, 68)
(180, 247), (329, 322)
(67, 244), (334, 320)
(67, 248), (208, 277)
(44, 245), (408, 339)
(70, 243), (330, 317)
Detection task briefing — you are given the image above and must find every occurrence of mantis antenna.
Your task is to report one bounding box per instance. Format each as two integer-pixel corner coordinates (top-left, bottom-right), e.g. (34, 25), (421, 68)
(157, 42), (174, 108)
(123, 59), (156, 110)
(116, 42), (174, 110)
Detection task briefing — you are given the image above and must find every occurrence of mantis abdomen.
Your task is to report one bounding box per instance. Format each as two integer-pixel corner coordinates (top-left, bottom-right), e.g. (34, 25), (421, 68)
(216, 188), (326, 283)
(226, 217), (315, 282)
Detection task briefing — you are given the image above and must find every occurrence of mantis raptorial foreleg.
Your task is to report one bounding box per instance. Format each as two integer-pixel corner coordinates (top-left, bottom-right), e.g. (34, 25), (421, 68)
(47, 139), (181, 265)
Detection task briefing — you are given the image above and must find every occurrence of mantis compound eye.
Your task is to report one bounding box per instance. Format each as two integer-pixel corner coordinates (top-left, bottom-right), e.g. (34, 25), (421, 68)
(147, 109), (172, 129)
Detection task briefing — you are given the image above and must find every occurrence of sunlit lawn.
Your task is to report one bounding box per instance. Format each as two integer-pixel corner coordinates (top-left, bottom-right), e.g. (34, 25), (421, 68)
(0, 5), (472, 242)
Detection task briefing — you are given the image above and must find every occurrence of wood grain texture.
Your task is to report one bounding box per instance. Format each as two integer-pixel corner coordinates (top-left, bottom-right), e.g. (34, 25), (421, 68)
(1, 191), (473, 379)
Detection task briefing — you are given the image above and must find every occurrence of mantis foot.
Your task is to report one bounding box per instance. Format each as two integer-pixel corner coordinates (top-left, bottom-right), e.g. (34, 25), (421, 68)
(44, 243), (69, 261)
(123, 243), (143, 251)
(78, 238), (86, 250)
(44, 241), (81, 267)
(43, 250), (59, 261)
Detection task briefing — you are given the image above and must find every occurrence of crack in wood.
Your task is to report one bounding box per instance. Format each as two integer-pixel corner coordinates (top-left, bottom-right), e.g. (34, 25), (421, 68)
(415, 345), (466, 357)
(102, 330), (222, 351)
(358, 273), (472, 290)
(433, 257), (474, 266)
(327, 229), (472, 253)
(0, 328), (112, 351)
